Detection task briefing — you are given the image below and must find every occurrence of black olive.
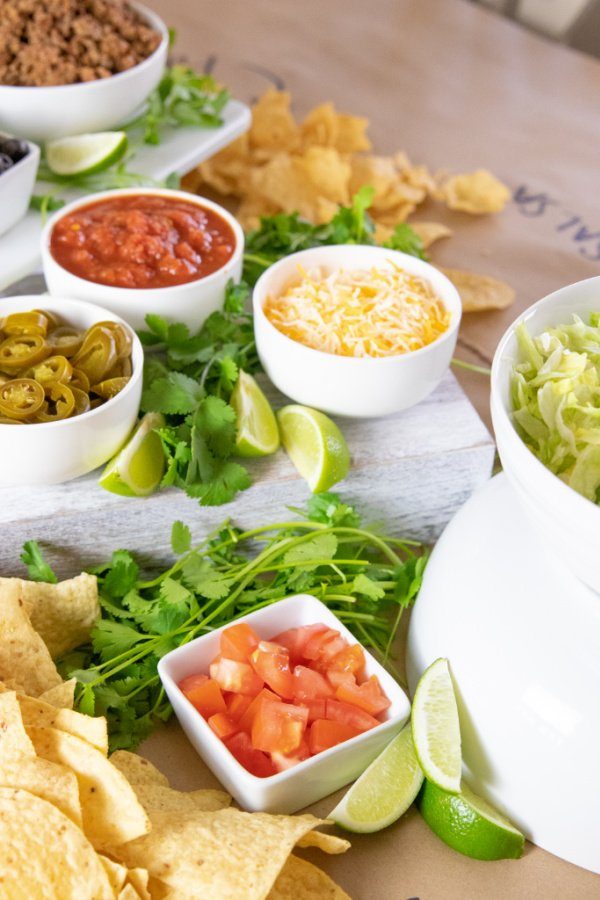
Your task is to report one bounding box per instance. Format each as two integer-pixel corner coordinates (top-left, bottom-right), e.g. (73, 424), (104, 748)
(0, 138), (29, 163)
(0, 154), (14, 175)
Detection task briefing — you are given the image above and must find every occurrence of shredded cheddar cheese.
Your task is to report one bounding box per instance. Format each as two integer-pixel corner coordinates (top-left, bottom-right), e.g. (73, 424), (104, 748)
(263, 263), (451, 358)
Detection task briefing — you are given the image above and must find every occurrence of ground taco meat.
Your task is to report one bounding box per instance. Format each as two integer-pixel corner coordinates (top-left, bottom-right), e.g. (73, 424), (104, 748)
(0, 0), (162, 86)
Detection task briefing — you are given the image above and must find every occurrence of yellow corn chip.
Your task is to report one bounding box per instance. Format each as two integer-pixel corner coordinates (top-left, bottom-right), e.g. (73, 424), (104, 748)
(249, 89), (299, 154)
(119, 886), (144, 900)
(410, 221), (453, 249)
(0, 755), (82, 826)
(18, 693), (108, 755)
(268, 855), (351, 899)
(0, 691), (35, 761)
(0, 580), (62, 695)
(131, 781), (231, 817)
(126, 867), (152, 900)
(38, 678), (76, 709)
(9, 573), (100, 658)
(296, 830), (351, 854)
(27, 725), (150, 851)
(110, 750), (170, 787)
(441, 267), (516, 311)
(99, 854), (129, 893)
(0, 787), (113, 897)
(439, 169), (510, 214)
(300, 102), (371, 154)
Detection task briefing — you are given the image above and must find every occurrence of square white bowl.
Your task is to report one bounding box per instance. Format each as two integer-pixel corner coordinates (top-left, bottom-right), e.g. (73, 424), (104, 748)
(0, 136), (40, 237)
(158, 594), (410, 813)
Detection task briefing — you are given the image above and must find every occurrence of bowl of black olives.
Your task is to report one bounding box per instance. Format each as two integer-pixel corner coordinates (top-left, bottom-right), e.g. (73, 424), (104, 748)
(0, 133), (40, 237)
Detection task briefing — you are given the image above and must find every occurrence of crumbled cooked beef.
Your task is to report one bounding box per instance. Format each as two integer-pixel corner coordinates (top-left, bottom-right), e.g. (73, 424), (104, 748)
(0, 0), (161, 86)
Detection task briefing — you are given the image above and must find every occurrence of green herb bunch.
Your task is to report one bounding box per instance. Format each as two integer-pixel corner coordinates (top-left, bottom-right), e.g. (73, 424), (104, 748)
(44, 494), (425, 751)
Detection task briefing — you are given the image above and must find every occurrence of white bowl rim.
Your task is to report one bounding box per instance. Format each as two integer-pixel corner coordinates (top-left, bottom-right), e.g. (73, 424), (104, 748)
(158, 593), (408, 786)
(0, 294), (143, 431)
(0, 2), (168, 95)
(253, 244), (462, 367)
(42, 187), (245, 295)
(490, 274), (600, 515)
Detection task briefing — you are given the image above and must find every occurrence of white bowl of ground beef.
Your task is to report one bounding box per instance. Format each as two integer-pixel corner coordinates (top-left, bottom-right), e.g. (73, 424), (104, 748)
(0, 1), (168, 142)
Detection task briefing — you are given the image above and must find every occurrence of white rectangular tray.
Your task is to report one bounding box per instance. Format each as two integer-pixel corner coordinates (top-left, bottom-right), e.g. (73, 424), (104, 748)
(0, 99), (250, 292)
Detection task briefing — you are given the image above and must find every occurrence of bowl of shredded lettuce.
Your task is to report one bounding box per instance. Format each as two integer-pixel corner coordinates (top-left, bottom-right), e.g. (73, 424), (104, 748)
(491, 276), (600, 594)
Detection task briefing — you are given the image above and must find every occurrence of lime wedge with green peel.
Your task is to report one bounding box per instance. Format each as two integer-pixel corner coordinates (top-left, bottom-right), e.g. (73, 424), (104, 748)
(418, 779), (525, 860)
(230, 371), (280, 457)
(46, 132), (128, 176)
(99, 412), (166, 498)
(329, 723), (424, 833)
(411, 658), (462, 793)
(277, 404), (350, 493)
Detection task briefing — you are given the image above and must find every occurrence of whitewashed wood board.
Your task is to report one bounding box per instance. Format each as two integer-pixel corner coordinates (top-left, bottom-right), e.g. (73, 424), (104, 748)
(0, 99), (251, 291)
(0, 371), (494, 578)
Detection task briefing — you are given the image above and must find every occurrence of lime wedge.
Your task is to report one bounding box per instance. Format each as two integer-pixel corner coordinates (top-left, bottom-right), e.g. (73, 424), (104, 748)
(230, 371), (280, 457)
(329, 723), (424, 833)
(418, 779), (525, 860)
(99, 412), (166, 498)
(46, 132), (128, 176)
(411, 658), (461, 793)
(277, 405), (350, 493)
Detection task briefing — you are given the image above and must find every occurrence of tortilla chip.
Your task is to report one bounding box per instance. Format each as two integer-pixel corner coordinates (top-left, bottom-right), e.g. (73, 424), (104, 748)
(126, 867), (152, 900)
(410, 221), (453, 249)
(439, 169), (510, 214)
(268, 855), (351, 899)
(110, 750), (170, 787)
(0, 787), (112, 896)
(296, 830), (351, 854)
(299, 147), (351, 205)
(119, 886), (144, 900)
(111, 808), (342, 899)
(300, 102), (371, 154)
(0, 691), (35, 761)
(132, 782), (231, 817)
(38, 678), (76, 709)
(249, 89), (299, 154)
(0, 580), (62, 695)
(251, 148), (350, 219)
(99, 854), (129, 893)
(27, 725), (150, 851)
(441, 267), (516, 311)
(196, 134), (251, 196)
(18, 693), (108, 755)
(10, 572), (100, 658)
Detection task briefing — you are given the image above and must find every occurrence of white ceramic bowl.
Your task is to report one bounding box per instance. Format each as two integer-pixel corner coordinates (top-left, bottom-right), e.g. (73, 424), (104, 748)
(253, 245), (461, 418)
(41, 188), (245, 332)
(491, 276), (600, 594)
(0, 3), (168, 142)
(0, 136), (40, 237)
(0, 295), (143, 486)
(158, 594), (410, 814)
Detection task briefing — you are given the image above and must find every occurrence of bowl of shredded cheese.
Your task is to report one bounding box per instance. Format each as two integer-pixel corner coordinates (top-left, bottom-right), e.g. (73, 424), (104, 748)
(253, 245), (461, 417)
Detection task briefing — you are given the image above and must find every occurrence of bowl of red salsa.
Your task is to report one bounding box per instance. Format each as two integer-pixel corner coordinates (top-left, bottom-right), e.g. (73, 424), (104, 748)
(157, 594), (410, 814)
(42, 188), (244, 331)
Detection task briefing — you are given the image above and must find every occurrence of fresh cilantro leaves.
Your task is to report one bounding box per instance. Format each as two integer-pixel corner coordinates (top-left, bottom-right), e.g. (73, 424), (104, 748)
(243, 186), (426, 284)
(51, 493), (426, 752)
(20, 541), (57, 583)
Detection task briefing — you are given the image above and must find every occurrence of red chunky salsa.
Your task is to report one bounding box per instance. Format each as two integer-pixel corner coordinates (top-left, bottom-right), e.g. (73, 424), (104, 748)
(50, 194), (236, 289)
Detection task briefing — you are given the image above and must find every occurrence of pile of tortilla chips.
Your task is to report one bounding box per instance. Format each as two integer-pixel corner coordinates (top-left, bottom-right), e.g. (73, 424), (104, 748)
(183, 89), (515, 313)
(0, 575), (351, 898)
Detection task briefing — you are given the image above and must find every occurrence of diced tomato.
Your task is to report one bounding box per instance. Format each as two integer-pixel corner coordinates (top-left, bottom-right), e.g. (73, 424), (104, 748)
(178, 673), (208, 694)
(308, 719), (361, 755)
(271, 739), (310, 772)
(325, 699), (380, 733)
(292, 665), (333, 702)
(251, 701), (308, 755)
(227, 693), (253, 722)
(336, 675), (392, 716)
(326, 670), (356, 690)
(208, 712), (240, 740)
(303, 628), (348, 669)
(329, 643), (366, 678)
(250, 641), (294, 699)
(209, 657), (264, 696)
(220, 623), (260, 662)
(238, 688), (279, 732)
(273, 624), (329, 665)
(225, 732), (276, 778)
(304, 698), (327, 723)
(179, 676), (226, 718)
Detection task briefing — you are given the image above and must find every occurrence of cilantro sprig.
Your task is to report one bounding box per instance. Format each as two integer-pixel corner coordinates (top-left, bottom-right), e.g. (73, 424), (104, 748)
(53, 494), (426, 751)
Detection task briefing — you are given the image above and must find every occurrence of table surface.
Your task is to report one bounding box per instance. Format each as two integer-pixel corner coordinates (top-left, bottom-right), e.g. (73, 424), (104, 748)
(143, 0), (600, 896)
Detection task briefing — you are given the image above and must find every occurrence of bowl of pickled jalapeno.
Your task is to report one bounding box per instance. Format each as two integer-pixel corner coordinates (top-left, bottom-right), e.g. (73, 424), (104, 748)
(0, 295), (143, 486)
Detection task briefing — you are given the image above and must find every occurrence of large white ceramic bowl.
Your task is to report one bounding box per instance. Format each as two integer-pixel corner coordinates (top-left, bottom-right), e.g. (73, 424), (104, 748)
(491, 276), (600, 594)
(0, 3), (168, 142)
(41, 188), (245, 332)
(0, 295), (142, 486)
(253, 245), (461, 418)
(158, 594), (410, 814)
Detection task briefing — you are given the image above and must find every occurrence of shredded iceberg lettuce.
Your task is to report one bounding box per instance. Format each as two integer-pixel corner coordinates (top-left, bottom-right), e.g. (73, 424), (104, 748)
(511, 312), (600, 504)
